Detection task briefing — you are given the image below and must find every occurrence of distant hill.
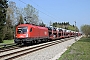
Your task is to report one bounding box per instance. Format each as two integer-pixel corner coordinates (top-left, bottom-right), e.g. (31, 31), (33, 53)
(52, 22), (79, 32)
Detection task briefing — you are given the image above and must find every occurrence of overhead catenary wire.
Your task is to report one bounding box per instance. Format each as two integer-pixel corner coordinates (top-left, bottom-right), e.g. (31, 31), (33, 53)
(18, 0), (60, 22)
(29, 0), (62, 21)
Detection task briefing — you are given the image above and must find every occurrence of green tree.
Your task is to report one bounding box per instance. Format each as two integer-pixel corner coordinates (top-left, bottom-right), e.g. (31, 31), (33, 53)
(61, 22), (64, 25)
(4, 15), (13, 40)
(67, 22), (70, 25)
(63, 22), (66, 25)
(0, 0), (8, 43)
(17, 15), (24, 25)
(68, 25), (79, 32)
(53, 22), (57, 27)
(39, 22), (45, 27)
(75, 26), (79, 32)
(81, 25), (90, 37)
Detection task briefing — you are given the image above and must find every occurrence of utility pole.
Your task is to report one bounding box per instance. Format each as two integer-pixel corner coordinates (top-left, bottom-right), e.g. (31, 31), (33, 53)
(75, 21), (76, 41)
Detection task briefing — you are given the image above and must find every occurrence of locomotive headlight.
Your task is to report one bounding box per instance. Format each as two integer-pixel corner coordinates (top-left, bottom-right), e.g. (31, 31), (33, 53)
(26, 29), (28, 37)
(26, 33), (28, 37)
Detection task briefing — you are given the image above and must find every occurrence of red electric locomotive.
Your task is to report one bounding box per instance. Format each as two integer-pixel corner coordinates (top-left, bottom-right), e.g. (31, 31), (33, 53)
(14, 24), (49, 45)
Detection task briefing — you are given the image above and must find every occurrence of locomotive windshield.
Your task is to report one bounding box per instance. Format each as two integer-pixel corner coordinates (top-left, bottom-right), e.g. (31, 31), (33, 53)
(17, 27), (27, 34)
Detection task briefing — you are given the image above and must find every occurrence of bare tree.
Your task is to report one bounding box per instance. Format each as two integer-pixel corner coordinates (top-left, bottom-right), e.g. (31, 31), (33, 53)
(7, 1), (17, 26)
(7, 1), (24, 26)
(24, 4), (39, 25)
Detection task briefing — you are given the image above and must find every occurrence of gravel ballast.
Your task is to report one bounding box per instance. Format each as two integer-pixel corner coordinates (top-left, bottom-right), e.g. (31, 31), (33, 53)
(14, 36), (82, 60)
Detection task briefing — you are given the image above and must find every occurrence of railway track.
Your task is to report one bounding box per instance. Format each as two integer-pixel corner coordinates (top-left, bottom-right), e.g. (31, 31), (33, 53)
(0, 43), (23, 53)
(0, 45), (23, 53)
(0, 37), (73, 60)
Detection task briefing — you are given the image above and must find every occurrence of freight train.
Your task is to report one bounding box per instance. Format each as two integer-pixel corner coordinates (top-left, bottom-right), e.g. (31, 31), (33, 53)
(14, 24), (81, 45)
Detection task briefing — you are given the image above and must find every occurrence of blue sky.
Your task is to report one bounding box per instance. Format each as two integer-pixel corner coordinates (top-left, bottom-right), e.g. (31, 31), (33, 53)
(9, 0), (90, 29)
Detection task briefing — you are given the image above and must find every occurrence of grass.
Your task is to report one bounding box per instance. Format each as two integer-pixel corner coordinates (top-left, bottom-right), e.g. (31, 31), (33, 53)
(58, 37), (90, 60)
(0, 40), (14, 48)
(3, 40), (14, 44)
(0, 40), (14, 44)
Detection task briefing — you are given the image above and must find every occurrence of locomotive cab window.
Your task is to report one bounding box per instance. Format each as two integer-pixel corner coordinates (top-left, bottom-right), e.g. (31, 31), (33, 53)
(30, 28), (32, 32)
(17, 27), (27, 34)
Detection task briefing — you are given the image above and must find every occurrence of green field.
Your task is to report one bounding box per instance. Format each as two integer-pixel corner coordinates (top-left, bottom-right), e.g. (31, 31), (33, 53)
(58, 37), (90, 60)
(0, 40), (14, 44)
(3, 40), (14, 44)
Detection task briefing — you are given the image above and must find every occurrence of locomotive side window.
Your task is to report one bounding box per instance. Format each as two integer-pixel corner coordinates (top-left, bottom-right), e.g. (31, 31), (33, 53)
(17, 27), (27, 34)
(30, 28), (32, 32)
